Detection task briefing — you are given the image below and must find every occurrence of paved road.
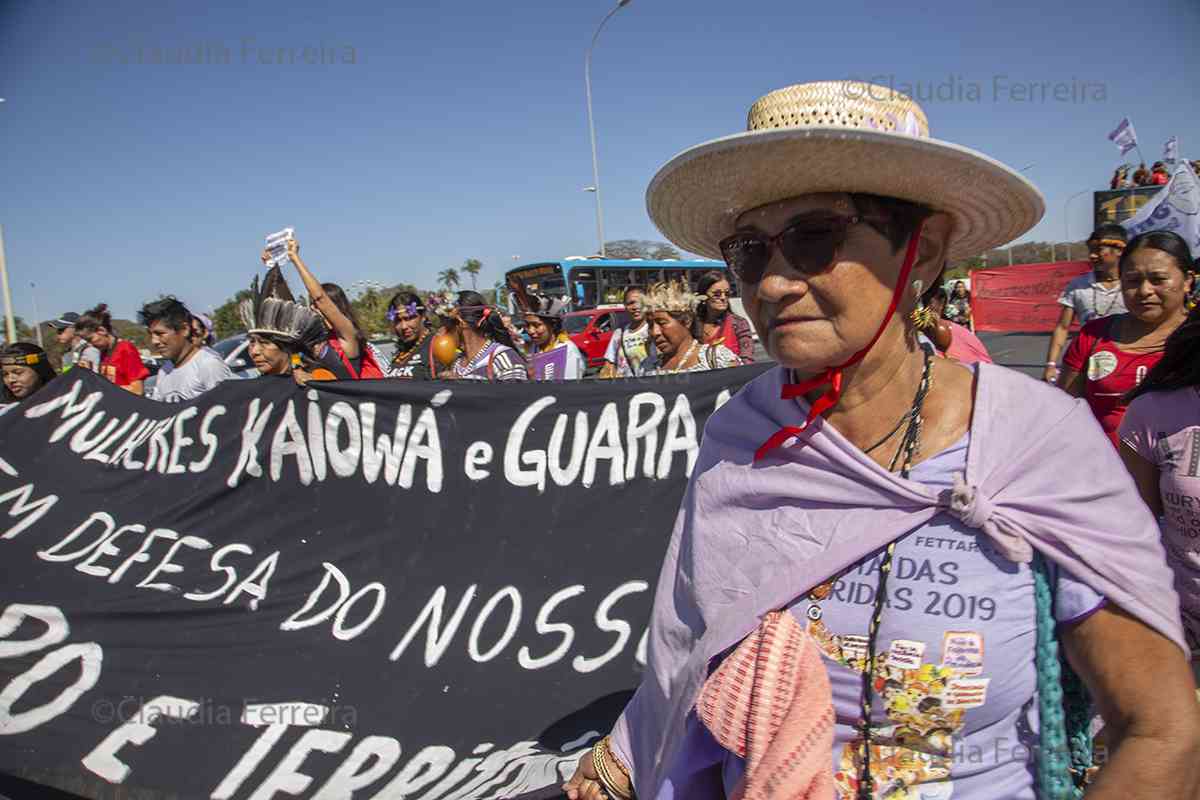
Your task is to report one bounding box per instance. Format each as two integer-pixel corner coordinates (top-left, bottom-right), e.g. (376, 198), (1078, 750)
(978, 332), (1052, 379)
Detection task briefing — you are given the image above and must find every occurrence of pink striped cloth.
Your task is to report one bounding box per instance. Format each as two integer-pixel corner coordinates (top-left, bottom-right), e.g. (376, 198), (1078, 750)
(695, 611), (834, 800)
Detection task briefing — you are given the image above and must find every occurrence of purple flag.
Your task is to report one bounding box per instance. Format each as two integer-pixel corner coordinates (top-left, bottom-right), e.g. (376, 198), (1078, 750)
(1107, 118), (1138, 156)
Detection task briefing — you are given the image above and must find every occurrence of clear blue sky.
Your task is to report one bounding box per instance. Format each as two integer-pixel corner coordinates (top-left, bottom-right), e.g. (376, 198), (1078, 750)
(2, 0), (1198, 323)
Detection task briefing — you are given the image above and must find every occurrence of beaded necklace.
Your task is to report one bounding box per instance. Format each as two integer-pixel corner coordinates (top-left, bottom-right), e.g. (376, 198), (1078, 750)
(391, 331), (429, 367)
(801, 351), (933, 800)
(802, 350), (1091, 799)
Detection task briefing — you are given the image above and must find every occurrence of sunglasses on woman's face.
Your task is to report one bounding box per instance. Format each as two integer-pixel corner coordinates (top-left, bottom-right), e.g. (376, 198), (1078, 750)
(718, 214), (881, 284)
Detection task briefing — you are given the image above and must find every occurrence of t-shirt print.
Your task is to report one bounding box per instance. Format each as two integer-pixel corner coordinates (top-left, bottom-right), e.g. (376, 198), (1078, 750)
(1120, 387), (1200, 650)
(772, 435), (1102, 800)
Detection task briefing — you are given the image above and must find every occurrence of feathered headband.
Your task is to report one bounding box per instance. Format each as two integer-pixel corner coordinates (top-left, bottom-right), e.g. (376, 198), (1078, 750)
(642, 279), (701, 314)
(386, 300), (426, 321)
(238, 266), (327, 346)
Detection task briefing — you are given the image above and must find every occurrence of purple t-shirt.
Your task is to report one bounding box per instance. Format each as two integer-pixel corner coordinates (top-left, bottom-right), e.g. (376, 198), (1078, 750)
(660, 432), (1105, 800)
(1120, 387), (1200, 652)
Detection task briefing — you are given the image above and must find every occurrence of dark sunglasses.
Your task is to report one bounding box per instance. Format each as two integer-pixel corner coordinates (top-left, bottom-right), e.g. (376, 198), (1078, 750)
(718, 214), (883, 284)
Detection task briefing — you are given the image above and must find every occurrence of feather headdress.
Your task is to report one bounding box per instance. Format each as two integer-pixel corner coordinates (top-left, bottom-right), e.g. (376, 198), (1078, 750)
(239, 266), (327, 346)
(642, 279), (701, 314)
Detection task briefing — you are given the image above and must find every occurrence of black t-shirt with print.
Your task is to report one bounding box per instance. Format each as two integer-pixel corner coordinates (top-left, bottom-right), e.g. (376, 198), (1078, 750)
(390, 335), (435, 380)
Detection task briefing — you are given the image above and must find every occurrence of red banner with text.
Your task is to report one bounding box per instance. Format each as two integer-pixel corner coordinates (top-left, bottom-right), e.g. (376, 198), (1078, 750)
(972, 261), (1091, 333)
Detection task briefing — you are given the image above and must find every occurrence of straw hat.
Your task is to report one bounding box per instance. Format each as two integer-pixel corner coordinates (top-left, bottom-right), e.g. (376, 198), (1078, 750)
(646, 80), (1044, 261)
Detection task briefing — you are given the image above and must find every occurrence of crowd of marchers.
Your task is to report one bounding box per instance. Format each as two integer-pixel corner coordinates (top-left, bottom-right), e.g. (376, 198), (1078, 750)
(1, 237), (773, 409)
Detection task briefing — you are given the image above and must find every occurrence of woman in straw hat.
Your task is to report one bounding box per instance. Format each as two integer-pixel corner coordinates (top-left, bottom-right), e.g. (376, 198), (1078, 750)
(565, 81), (1199, 800)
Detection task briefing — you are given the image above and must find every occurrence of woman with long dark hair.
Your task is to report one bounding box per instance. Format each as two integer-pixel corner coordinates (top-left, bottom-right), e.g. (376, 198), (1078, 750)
(72, 303), (149, 395)
(1059, 231), (1196, 446)
(384, 291), (438, 380)
(447, 291), (526, 381)
(264, 236), (384, 378)
(693, 270), (755, 364)
(1, 343), (58, 411)
(1119, 301), (1200, 687)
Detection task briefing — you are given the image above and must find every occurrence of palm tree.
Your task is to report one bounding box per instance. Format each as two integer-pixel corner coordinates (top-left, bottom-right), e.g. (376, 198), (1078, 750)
(462, 258), (483, 290)
(437, 268), (461, 291)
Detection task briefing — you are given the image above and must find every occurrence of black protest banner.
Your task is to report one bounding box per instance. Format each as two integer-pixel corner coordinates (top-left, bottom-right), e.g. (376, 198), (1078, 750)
(0, 365), (769, 800)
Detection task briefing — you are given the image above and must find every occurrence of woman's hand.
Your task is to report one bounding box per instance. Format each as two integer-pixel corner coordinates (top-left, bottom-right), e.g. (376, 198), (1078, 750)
(286, 237), (300, 260)
(260, 248), (272, 266)
(562, 745), (631, 800)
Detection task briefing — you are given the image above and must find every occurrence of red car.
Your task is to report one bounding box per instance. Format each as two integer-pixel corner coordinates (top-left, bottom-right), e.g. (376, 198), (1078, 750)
(563, 307), (631, 371)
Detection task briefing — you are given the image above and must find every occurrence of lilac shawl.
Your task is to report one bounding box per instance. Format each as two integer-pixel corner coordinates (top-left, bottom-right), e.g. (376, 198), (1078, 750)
(610, 362), (1186, 798)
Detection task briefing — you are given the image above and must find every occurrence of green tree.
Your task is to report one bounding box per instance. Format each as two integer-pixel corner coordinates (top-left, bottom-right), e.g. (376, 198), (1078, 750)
(492, 279), (510, 310)
(437, 268), (461, 291)
(211, 290), (252, 341)
(461, 258), (483, 290)
(603, 239), (682, 260)
(1, 316), (35, 343)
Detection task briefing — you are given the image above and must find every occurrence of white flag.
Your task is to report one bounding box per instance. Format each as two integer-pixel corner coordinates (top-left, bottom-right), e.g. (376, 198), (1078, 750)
(1164, 136), (1179, 163)
(1107, 118), (1138, 156)
(1122, 163), (1200, 259)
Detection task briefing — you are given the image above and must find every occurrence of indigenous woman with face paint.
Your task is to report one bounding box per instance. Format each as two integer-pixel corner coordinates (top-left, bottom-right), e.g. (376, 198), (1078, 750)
(693, 270), (756, 364)
(1058, 231), (1196, 447)
(383, 292), (438, 380)
(523, 294), (586, 381)
(1, 343), (57, 414)
(565, 81), (1198, 800)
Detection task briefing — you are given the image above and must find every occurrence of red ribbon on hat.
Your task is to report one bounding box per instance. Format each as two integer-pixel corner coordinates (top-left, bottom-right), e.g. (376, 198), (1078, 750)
(754, 222), (925, 462)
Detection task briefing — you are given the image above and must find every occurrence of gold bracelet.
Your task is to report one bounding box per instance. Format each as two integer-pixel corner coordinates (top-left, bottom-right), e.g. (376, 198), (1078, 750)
(591, 745), (620, 797)
(592, 738), (638, 800)
(600, 736), (631, 781)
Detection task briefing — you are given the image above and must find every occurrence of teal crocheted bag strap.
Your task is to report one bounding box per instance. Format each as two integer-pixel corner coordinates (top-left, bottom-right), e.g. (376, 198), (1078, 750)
(1033, 551), (1092, 799)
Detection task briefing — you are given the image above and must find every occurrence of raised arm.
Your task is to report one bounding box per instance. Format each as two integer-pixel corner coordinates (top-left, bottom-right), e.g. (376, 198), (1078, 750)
(283, 237), (360, 359)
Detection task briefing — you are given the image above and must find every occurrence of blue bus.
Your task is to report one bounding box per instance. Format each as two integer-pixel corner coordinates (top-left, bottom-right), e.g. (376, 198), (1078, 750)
(503, 257), (737, 312)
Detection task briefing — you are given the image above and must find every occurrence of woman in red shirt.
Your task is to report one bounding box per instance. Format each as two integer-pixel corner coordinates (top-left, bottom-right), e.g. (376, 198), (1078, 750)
(261, 237), (384, 379)
(72, 303), (150, 395)
(1059, 231), (1195, 445)
(692, 270), (755, 364)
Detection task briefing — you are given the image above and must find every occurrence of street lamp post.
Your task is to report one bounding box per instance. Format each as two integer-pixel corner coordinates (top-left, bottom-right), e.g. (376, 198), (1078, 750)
(29, 282), (43, 348)
(584, 0), (632, 258)
(1063, 189), (1092, 262)
(0, 226), (14, 343)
